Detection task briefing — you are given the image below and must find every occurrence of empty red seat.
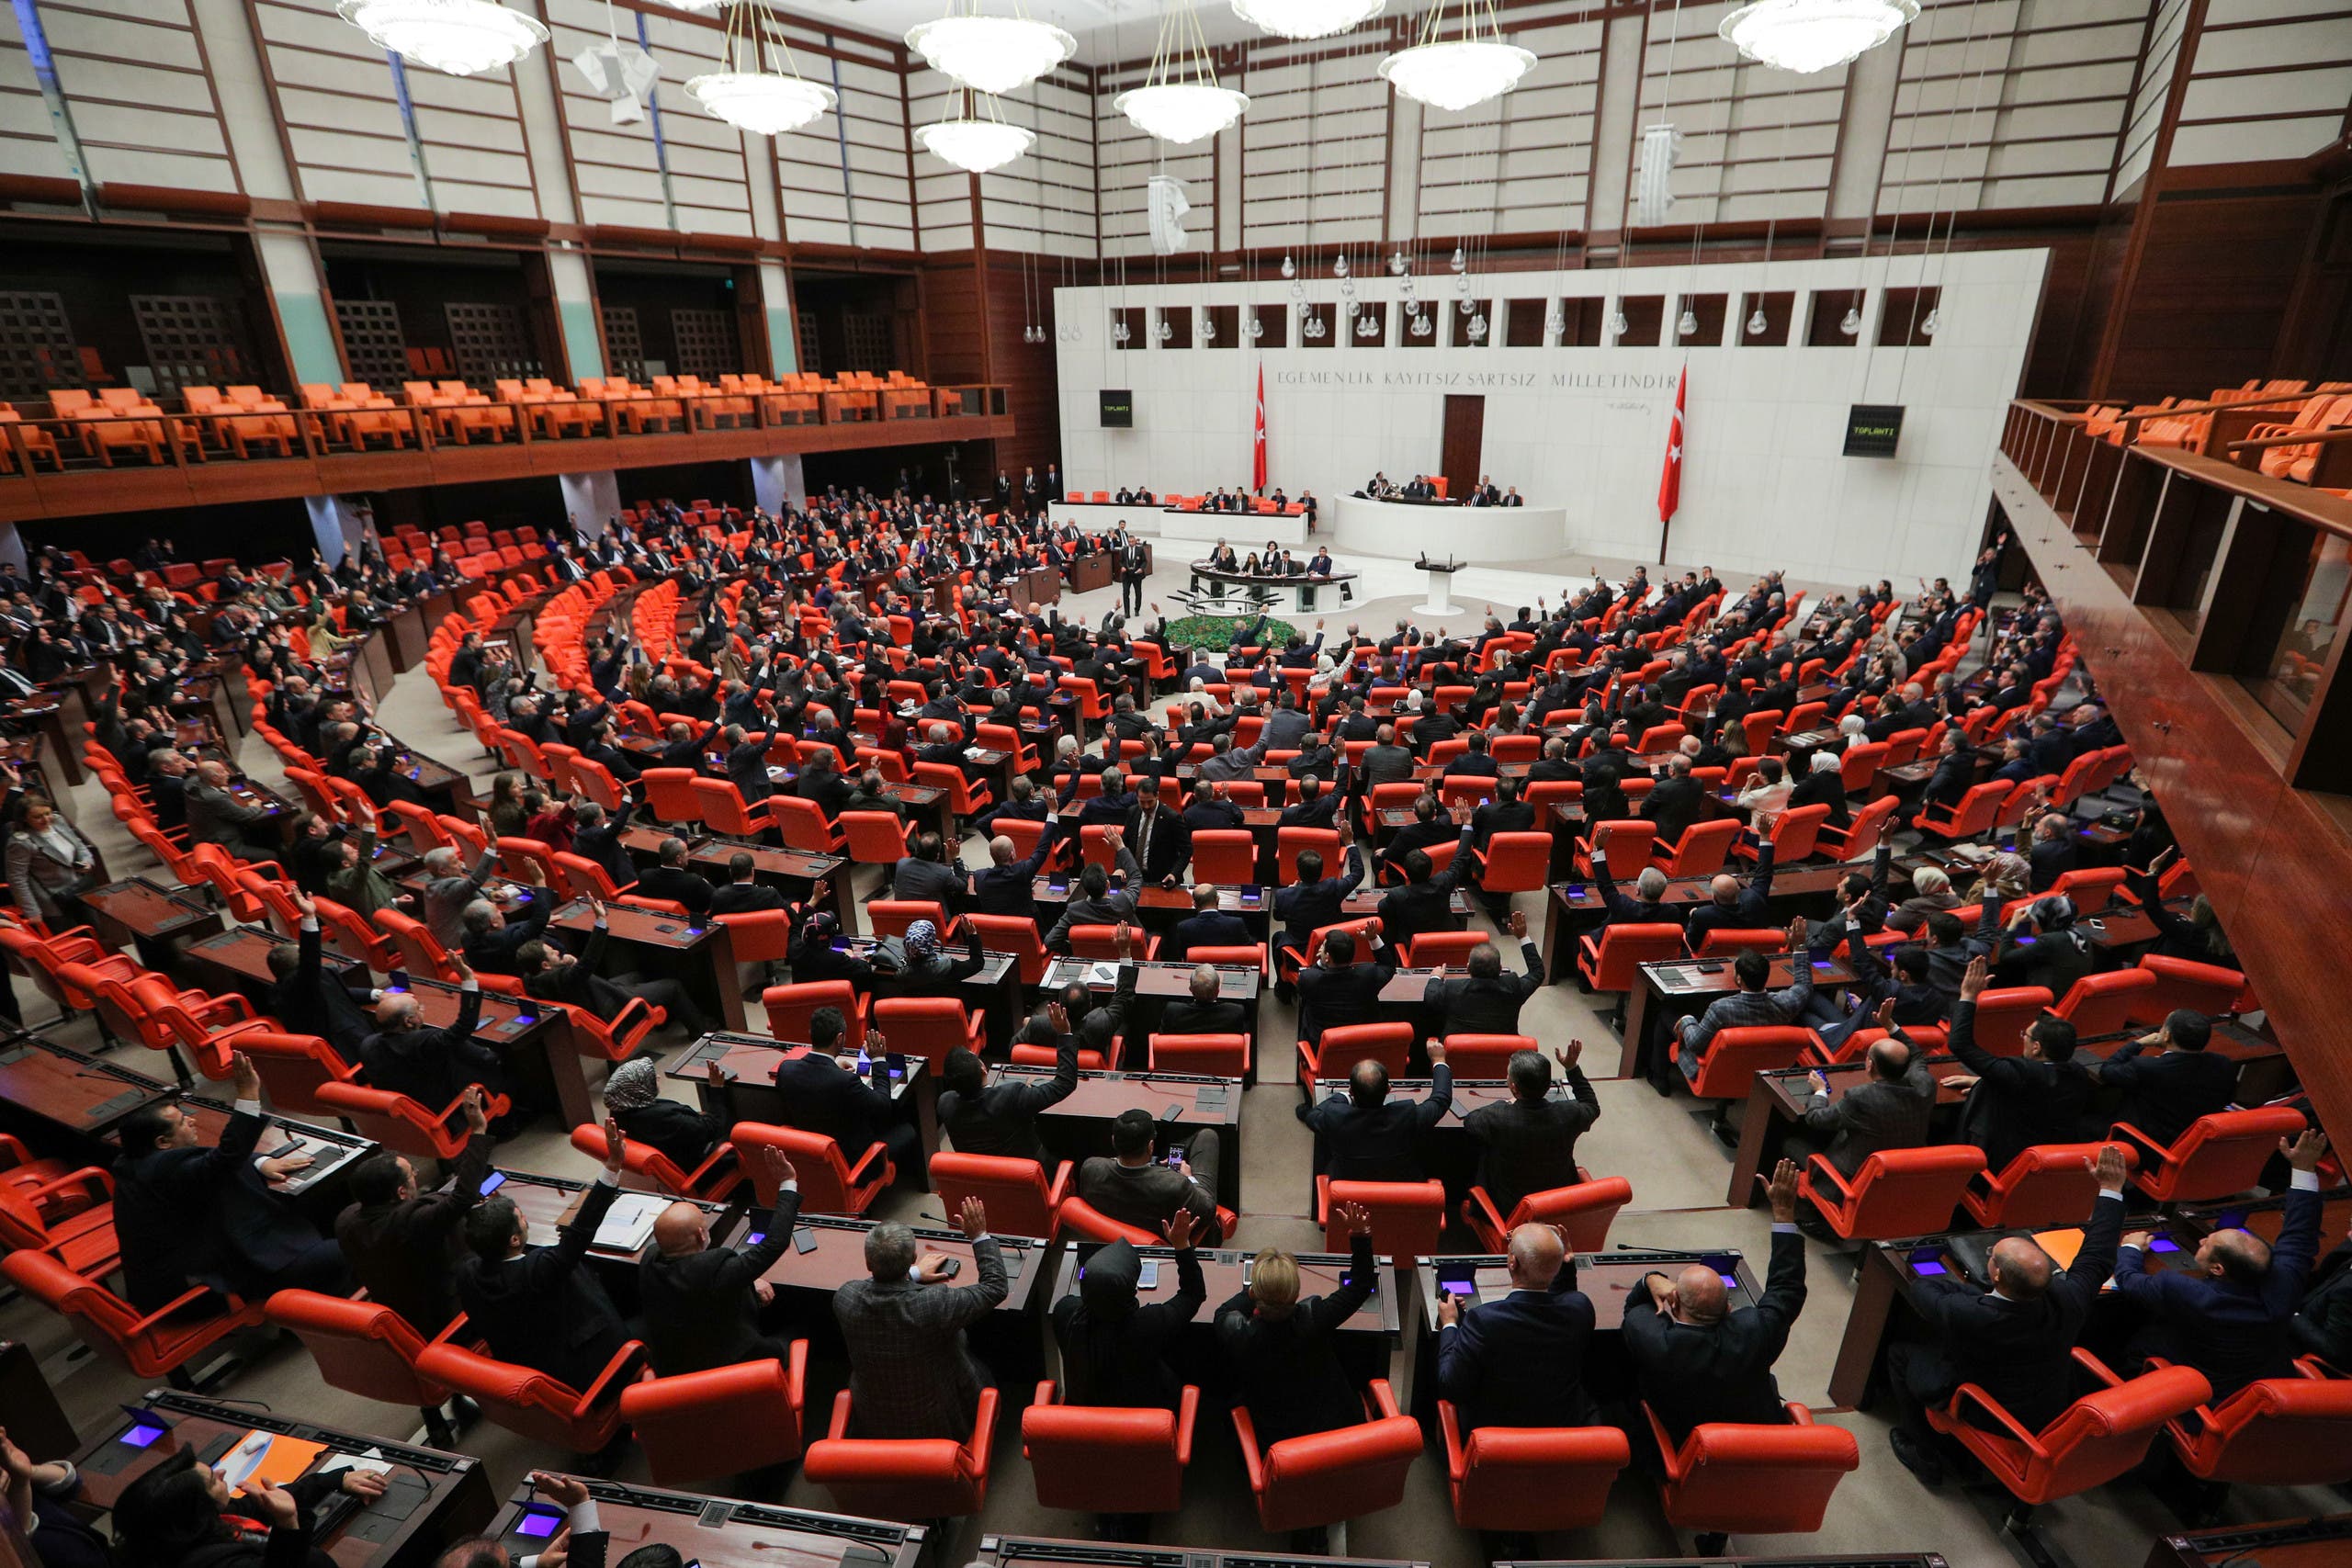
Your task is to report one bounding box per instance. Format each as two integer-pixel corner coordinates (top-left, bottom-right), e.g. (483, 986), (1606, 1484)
(1439, 1404), (1628, 1531)
(1924, 1350), (2207, 1526)
(619, 1350), (810, 1486)
(1799, 1145), (1985, 1239)
(1232, 1379), (1422, 1532)
(1023, 1379), (1200, 1515)
(1641, 1401), (1860, 1548)
(804, 1388), (997, 1521)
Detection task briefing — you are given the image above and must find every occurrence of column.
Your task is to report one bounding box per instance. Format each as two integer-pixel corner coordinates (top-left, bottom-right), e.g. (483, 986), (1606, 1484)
(560, 471), (622, 536)
(751, 455), (805, 515)
(305, 495), (371, 564)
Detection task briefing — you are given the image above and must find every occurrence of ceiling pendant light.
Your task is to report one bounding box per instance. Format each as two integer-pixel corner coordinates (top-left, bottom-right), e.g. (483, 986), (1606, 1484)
(662, 0), (729, 11)
(1839, 304), (1861, 336)
(1410, 310), (1431, 337)
(1246, 311), (1263, 339)
(1389, 250), (1408, 276)
(1157, 313), (1174, 342)
(1678, 306), (1700, 337)
(1280, 254), (1296, 278)
(1458, 296), (1474, 315)
(1117, 0), (1249, 143)
(906, 0), (1074, 96)
(1719, 0), (1918, 75)
(1919, 305), (1939, 338)
(337, 0), (548, 76)
(1544, 304), (1564, 338)
(1449, 244), (1466, 272)
(1467, 312), (1487, 341)
(1304, 311), (1326, 339)
(916, 86), (1034, 171)
(687, 0), (836, 134)
(1379, 0), (1534, 112)
(1333, 254), (1349, 277)
(1200, 313), (1217, 343)
(1112, 318), (1131, 344)
(1747, 305), (1770, 336)
(1230, 0), (1384, 42)
(1608, 305), (1629, 337)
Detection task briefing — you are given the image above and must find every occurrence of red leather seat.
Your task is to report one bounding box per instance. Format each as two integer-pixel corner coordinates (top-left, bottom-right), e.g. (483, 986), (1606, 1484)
(1917, 780), (2009, 840)
(1969, 986), (2056, 1056)
(1148, 1032), (1249, 1075)
(1024, 1379), (1199, 1515)
(1439, 1403), (1627, 1531)
(1232, 1379), (1422, 1532)
(1474, 831), (1552, 896)
(1685, 1025), (1815, 1100)
(4, 1249), (265, 1379)
(1642, 1401), (1860, 1543)
(1738, 801), (1830, 863)
(569, 1122), (739, 1201)
(1436, 1032), (1534, 1079)
(870, 997), (986, 1070)
(1316, 1176), (1443, 1259)
(762, 979), (868, 1046)
(1924, 1349), (2208, 1521)
(2135, 954), (2247, 1018)
(2111, 1107), (2307, 1203)
(1577, 922), (1684, 993)
(639, 768), (704, 824)
(804, 1387), (997, 1521)
(1816, 794), (1898, 859)
(1057, 1193), (1238, 1245)
(1962, 1142), (2133, 1229)
(1071, 923), (1159, 961)
(930, 1152), (1072, 1240)
(1462, 1175), (1631, 1253)
(266, 1291), (453, 1437)
(966, 913), (1049, 985)
(1189, 829), (1256, 885)
(1650, 818), (1741, 878)
(1575, 820), (1657, 880)
(1688, 926), (1789, 958)
(869, 899), (956, 942)
(840, 810), (911, 864)
(1296, 1021), (1412, 1089)
(1404, 931), (1485, 969)
(730, 1122), (893, 1215)
(1799, 1145), (1984, 1239)
(2054, 969), (2159, 1035)
(414, 1334), (650, 1454)
(619, 1349), (810, 1485)
(314, 1080), (512, 1161)
(2160, 1362), (2352, 1485)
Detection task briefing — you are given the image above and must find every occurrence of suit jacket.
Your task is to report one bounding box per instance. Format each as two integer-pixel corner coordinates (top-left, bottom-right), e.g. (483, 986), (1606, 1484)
(1298, 1065), (1452, 1180)
(185, 779), (269, 847)
(1785, 767), (1851, 827)
(1051, 1245), (1204, 1410)
(637, 863), (714, 915)
(709, 880), (787, 916)
(614, 1097), (727, 1175)
(334, 1133), (490, 1333)
(1800, 1058), (1938, 1176)
(456, 1177), (629, 1389)
(1624, 1227), (1807, 1443)
(832, 1236), (1008, 1438)
(1124, 802), (1193, 884)
(1643, 775), (1709, 842)
(1160, 996), (1249, 1036)
(1215, 1233), (1377, 1447)
(1422, 941), (1546, 1035)
(939, 1036), (1079, 1164)
(269, 921), (379, 1053)
(2114, 1180), (2323, 1399)
(359, 985), (500, 1108)
(1295, 948), (1399, 1043)
(640, 1190), (804, 1374)
(1169, 908), (1252, 961)
(1910, 1191), (2124, 1429)
(772, 1050), (900, 1159)
(1273, 848), (1364, 948)
(1462, 1074), (1600, 1214)
(115, 1105), (270, 1311)
(1374, 847), (1471, 954)
(1438, 1265), (1598, 1430)
(1079, 1153), (1219, 1239)
(1947, 997), (2095, 1171)
(2098, 1044), (2238, 1147)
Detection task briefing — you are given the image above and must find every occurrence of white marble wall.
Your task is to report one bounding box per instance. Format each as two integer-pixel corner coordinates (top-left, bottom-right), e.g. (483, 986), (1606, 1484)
(1052, 249), (2045, 585)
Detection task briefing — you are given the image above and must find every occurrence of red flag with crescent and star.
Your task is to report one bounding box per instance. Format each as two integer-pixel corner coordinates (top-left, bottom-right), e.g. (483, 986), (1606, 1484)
(1252, 364), (1268, 492)
(1657, 362), (1685, 525)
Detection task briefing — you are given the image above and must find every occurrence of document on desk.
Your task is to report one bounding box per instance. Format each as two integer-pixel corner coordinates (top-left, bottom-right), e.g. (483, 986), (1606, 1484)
(594, 1193), (668, 1252)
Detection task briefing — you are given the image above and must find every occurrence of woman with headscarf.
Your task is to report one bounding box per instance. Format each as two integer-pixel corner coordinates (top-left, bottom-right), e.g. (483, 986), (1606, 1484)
(603, 1057), (727, 1175)
(1048, 1212), (1205, 1413)
(875, 917), (986, 999)
(1993, 892), (2098, 999)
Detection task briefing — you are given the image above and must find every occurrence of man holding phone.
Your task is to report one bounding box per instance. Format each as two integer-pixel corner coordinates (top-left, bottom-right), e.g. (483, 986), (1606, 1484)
(832, 1197), (1005, 1439)
(1079, 1108), (1225, 1244)
(639, 1145), (800, 1376)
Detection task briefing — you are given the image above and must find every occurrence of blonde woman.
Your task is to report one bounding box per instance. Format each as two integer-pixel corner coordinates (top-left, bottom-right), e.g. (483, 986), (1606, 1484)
(7, 797), (97, 926)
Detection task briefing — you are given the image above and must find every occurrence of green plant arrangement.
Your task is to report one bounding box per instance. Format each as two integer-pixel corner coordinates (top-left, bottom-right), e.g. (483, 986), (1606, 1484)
(1159, 612), (1303, 653)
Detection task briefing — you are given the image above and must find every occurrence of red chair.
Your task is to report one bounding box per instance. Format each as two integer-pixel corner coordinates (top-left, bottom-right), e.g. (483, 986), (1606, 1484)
(2, 1249), (265, 1381)
(930, 1152), (1072, 1240)
(1917, 780), (2009, 841)
(1316, 1177), (1444, 1259)
(1738, 802), (1830, 863)
(311, 896), (398, 972)
(1962, 1143), (2133, 1229)
(2135, 954), (2247, 1019)
(1463, 1175), (1632, 1254)
(775, 795), (845, 854)
(910, 761), (990, 818)
(1838, 740), (1891, 794)
(2159, 1363), (2352, 1488)
(1575, 820), (1657, 880)
(1405, 931), (1484, 969)
(265, 1291), (456, 1442)
(840, 810), (912, 864)
(967, 913), (1049, 986)
(1070, 923), (1159, 961)
(804, 1388), (997, 1522)
(870, 899), (956, 942)
(870, 997), (986, 1071)
(551, 851), (629, 901)
(1232, 1380), (1422, 1532)
(1684, 1025), (1815, 1100)
(1149, 1032), (1250, 1076)
(762, 979), (868, 1045)
(1689, 926), (1789, 958)
(414, 1335), (650, 1454)
(730, 1122), (893, 1215)
(1277, 827), (1340, 885)
(1816, 794), (1898, 860)
(691, 777), (775, 839)
(2110, 1107), (2307, 1203)
(237, 1031), (363, 1120)
(569, 1122), (739, 1201)
(1439, 1404), (1628, 1531)
(1923, 1350), (2208, 1529)
(1296, 1021), (1412, 1090)
(377, 909), (465, 985)
(547, 996), (666, 1066)
(0, 1167), (119, 1278)
(315, 1081), (513, 1162)
(1970, 986), (2056, 1056)
(1800, 1145), (1985, 1239)
(2047, 865), (2128, 912)
(1187, 830), (1255, 885)
(639, 768), (704, 823)
(1650, 818), (1741, 878)
(1024, 1380), (1199, 1515)
(1577, 922), (1685, 996)
(1474, 831), (1552, 897)
(1439, 1032), (1535, 1079)
(620, 1350), (811, 1486)
(1641, 1401), (1860, 1550)
(2054, 969), (2160, 1036)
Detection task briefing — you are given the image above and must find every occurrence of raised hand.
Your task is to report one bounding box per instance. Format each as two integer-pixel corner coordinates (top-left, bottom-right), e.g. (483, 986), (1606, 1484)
(231, 1052), (261, 1102)
(1164, 1207), (1195, 1251)
(1960, 954), (1989, 1001)
(2285, 1128), (2330, 1171)
(600, 1117), (628, 1174)
(1508, 909), (1528, 939)
(2093, 1144), (2128, 1190)
(958, 1195), (989, 1239)
(460, 1084), (489, 1134)
(1555, 1039), (1583, 1070)
(1766, 1158), (1802, 1224)
(531, 1471), (590, 1507)
(1332, 1200), (1374, 1237)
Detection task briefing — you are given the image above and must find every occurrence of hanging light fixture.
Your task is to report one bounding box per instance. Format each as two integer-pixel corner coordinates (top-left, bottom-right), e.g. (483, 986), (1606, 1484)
(1719, 0), (1918, 75)
(1379, 0), (1534, 112)
(337, 0), (548, 76)
(662, 0), (729, 10)
(1747, 304), (1769, 336)
(1246, 310), (1264, 339)
(1112, 317), (1131, 344)
(1201, 312), (1217, 342)
(1458, 296), (1474, 315)
(1157, 312), (1174, 342)
(1678, 305), (1699, 337)
(1389, 249), (1408, 276)
(1230, 0), (1384, 41)
(1607, 304), (1629, 337)
(1544, 303), (1564, 338)
(687, 0), (836, 134)
(1118, 1), (1249, 144)
(916, 87), (1034, 171)
(1449, 244), (1466, 272)
(1919, 304), (1939, 338)
(1356, 310), (1379, 338)
(1304, 310), (1327, 339)
(905, 0), (1074, 96)
(1411, 310), (1432, 337)
(1333, 254), (1349, 277)
(1839, 302), (1861, 336)
(1280, 254), (1296, 277)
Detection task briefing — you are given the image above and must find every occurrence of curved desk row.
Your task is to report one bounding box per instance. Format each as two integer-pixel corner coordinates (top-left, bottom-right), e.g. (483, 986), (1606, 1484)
(1182, 562), (1356, 615)
(1332, 493), (1564, 562)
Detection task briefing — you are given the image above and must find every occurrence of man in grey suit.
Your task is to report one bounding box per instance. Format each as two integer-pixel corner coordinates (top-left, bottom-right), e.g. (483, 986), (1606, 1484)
(1080, 1107), (1224, 1242)
(834, 1198), (1005, 1438)
(1195, 730), (1272, 783)
(184, 759), (277, 852)
(421, 843), (500, 949)
(1355, 724), (1415, 795)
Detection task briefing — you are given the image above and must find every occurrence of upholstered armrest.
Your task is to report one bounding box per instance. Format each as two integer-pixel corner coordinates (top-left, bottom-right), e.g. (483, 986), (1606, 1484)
(1784, 1401), (1815, 1426)
(961, 1387), (1001, 1476)
(2294, 1355), (2344, 1380)
(1943, 1382), (2048, 1453)
(1639, 1401), (1687, 1482)
(1437, 1399), (1469, 1480)
(572, 1339), (650, 1413)
(128, 1285), (244, 1338)
(2071, 1346), (2127, 1389)
(1804, 1153), (1855, 1201)
(842, 1141), (891, 1188)
(608, 996), (656, 1039)
(1230, 1405), (1267, 1491)
(2105, 1120), (2173, 1163)
(1045, 1160), (1076, 1208)
(782, 1338), (809, 1410)
(1463, 1184), (1510, 1238)
(29, 1166), (113, 1207)
(1173, 1384), (1199, 1467)
(1364, 1378), (1399, 1419)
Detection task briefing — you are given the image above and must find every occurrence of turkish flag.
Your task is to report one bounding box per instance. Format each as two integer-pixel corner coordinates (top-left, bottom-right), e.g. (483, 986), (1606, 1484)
(1657, 363), (1686, 525)
(1252, 364), (1268, 493)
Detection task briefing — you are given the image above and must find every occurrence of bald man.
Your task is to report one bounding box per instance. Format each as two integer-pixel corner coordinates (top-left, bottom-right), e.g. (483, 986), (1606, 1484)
(1434, 1217), (1595, 1432)
(638, 1144), (799, 1376)
(183, 757), (277, 852)
(1884, 1145), (2130, 1485)
(1624, 1159), (1810, 1447)
(1679, 840), (1778, 951)
(358, 955), (505, 1108)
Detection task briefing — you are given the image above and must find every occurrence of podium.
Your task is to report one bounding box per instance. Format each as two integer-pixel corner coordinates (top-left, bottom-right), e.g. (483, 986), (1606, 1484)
(1416, 556), (1465, 616)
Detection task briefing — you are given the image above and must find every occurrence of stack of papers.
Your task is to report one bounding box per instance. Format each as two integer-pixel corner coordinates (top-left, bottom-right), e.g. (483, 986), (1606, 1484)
(594, 1193), (668, 1251)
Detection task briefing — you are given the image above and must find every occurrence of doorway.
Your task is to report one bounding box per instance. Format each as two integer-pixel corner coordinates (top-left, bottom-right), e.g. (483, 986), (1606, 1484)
(1442, 394), (1485, 500)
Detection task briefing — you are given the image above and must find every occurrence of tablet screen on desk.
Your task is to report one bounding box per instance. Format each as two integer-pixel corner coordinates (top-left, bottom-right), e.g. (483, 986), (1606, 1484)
(512, 1506), (564, 1539)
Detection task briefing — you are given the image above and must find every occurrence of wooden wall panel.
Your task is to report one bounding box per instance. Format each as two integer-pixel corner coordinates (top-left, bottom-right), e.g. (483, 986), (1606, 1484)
(984, 253), (1056, 477)
(920, 256), (986, 385)
(6, 0), (240, 196)
(2100, 186), (2323, 399)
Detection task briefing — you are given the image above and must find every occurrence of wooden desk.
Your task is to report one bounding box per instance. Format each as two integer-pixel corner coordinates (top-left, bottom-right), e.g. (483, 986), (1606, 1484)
(2143, 1516), (2352, 1568)
(3, 694), (81, 794)
(1064, 553), (1114, 594)
(544, 896), (745, 1032)
(746, 1211), (1042, 1314)
(1048, 1244), (1396, 1339)
(2176, 1189), (2352, 1255)
(380, 739), (477, 821)
(684, 839), (854, 933)
(1306, 1077), (1551, 1206)
(1620, 953), (1858, 1081)
(75, 1392), (492, 1568)
(671, 1032), (940, 1169)
(0, 1034), (175, 1140)
(1537, 861), (1865, 983)
(80, 876), (223, 969)
(492, 1168), (730, 1310)
(979, 1540), (1426, 1568)
(1040, 956), (1263, 1082)
(485, 1477), (921, 1568)
(988, 1065), (1244, 1207)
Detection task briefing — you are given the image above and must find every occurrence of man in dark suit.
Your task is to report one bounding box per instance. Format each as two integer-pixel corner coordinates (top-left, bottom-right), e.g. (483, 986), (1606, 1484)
(1420, 914), (1545, 1035)
(1792, 1034), (1937, 1175)
(1463, 1043), (1601, 1215)
(2026, 811), (2078, 891)
(458, 1119), (631, 1390)
(113, 1054), (345, 1313)
(362, 962), (507, 1107)
(1375, 830), (1476, 955)
(1884, 1146), (2129, 1483)
(773, 1007), (918, 1176)
(970, 832), (1050, 922)
(833, 1197), (1006, 1438)
(1909, 729), (1978, 825)
(458, 894), (554, 976)
(1681, 842), (1779, 953)
(1080, 1108), (1223, 1242)
(266, 897), (379, 1054)
(1436, 1219), (1595, 1432)
(1625, 1160), (1809, 1445)
(334, 1088), (492, 1336)
(1642, 755), (1709, 842)
(2090, 1009), (2237, 1147)
(1052, 1212), (1205, 1410)
(1273, 829), (1364, 980)
(722, 724), (780, 803)
(939, 1032), (1078, 1162)
(1168, 883), (1251, 960)
(2112, 1128), (2328, 1402)
(1295, 924), (1399, 1045)
(708, 852), (791, 915)
(1124, 777), (1192, 886)
(1180, 777), (1247, 834)
(1276, 774), (1341, 829)
(1946, 956), (2095, 1172)
(636, 837), (716, 915)
(520, 897), (711, 1036)
(1160, 963), (1250, 1035)
(1296, 1044), (1452, 1180)
(639, 1143), (800, 1375)
(1214, 1205), (1375, 1448)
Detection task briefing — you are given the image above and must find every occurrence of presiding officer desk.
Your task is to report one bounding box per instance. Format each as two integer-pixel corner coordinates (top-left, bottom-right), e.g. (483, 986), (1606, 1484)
(74, 1391), (493, 1568)
(487, 1476), (922, 1568)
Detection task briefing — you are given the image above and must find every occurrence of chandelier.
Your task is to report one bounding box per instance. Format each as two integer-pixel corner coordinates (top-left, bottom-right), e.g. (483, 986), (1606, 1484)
(662, 0), (729, 10)
(916, 87), (1034, 171)
(1230, 0), (1382, 39)
(1718, 0), (1917, 74)
(1245, 310), (1264, 340)
(1116, 1), (1249, 143)
(1200, 313), (1217, 342)
(1379, 0), (1532, 111)
(687, 0), (835, 134)
(907, 0), (1075, 96)
(337, 0), (548, 76)
(1466, 312), (1487, 341)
